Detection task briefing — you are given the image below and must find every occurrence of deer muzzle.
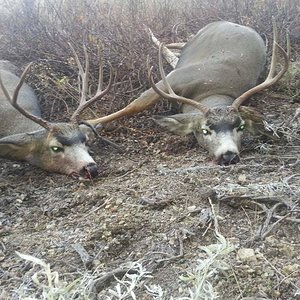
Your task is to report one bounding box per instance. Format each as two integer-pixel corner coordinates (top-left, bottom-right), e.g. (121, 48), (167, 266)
(79, 162), (98, 179)
(218, 151), (240, 165)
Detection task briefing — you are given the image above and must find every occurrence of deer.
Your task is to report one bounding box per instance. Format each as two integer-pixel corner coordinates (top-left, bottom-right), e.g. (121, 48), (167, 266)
(0, 46), (113, 179)
(1, 22), (288, 175)
(83, 20), (289, 165)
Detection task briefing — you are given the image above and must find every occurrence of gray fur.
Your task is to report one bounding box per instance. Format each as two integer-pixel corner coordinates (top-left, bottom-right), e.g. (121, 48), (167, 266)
(0, 61), (42, 137)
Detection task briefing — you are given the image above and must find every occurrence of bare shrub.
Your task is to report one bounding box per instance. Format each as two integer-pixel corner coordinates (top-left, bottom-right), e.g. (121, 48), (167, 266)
(0, 0), (299, 121)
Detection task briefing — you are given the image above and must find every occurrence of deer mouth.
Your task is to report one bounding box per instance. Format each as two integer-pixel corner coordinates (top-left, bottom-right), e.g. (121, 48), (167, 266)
(68, 163), (99, 180)
(68, 171), (80, 179)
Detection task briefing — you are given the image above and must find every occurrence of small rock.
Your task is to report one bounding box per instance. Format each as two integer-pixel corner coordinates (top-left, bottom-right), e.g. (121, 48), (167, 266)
(278, 244), (295, 257)
(282, 264), (299, 275)
(187, 205), (197, 212)
(255, 252), (264, 260)
(115, 199), (123, 205)
(237, 248), (257, 263)
(265, 235), (278, 246)
(270, 289), (281, 298)
(238, 174), (247, 183)
(246, 267), (256, 274)
(110, 206), (118, 212)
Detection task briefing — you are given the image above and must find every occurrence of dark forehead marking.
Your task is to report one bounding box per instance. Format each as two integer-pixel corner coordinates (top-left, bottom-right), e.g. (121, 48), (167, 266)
(55, 131), (86, 146)
(207, 117), (242, 133)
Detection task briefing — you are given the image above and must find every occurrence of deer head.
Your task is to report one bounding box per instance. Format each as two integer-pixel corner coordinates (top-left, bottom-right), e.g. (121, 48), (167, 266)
(0, 45), (113, 179)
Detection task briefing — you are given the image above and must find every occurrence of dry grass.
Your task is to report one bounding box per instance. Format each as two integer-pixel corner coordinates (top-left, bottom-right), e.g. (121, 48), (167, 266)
(15, 233), (236, 299)
(15, 252), (153, 299)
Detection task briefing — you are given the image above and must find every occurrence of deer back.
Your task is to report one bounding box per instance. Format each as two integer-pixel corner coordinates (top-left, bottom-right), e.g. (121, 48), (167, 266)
(171, 21), (266, 106)
(0, 61), (41, 137)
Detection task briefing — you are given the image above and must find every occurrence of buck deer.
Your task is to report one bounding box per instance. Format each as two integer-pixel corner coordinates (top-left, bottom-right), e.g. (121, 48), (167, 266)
(0, 46), (113, 179)
(85, 20), (289, 165)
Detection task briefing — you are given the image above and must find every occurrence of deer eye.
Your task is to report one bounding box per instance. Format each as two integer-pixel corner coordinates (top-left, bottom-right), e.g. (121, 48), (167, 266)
(238, 124), (246, 131)
(51, 146), (64, 153)
(202, 129), (211, 135)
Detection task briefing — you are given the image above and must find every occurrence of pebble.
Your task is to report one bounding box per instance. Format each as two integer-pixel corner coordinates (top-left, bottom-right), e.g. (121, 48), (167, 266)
(237, 248), (257, 264)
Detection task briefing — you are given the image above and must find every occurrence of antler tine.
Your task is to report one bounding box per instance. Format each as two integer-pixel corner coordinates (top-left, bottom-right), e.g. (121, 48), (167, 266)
(148, 43), (209, 114)
(232, 18), (289, 109)
(97, 44), (104, 94)
(0, 63), (51, 130)
(267, 17), (279, 80)
(69, 44), (114, 122)
(77, 63), (113, 117)
(69, 43), (88, 120)
(286, 32), (291, 61)
(147, 27), (178, 68)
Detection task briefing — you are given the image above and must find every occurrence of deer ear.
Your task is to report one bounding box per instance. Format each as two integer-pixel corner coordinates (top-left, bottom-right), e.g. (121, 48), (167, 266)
(153, 113), (202, 136)
(79, 124), (96, 143)
(0, 131), (44, 160)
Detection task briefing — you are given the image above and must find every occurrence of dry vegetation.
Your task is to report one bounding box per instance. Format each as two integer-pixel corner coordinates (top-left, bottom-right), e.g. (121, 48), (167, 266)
(0, 0), (299, 299)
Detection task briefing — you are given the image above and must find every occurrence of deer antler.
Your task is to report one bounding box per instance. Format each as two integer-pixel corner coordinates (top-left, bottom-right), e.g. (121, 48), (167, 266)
(148, 43), (209, 114)
(231, 18), (289, 109)
(0, 63), (52, 130)
(85, 41), (208, 127)
(69, 44), (113, 123)
(147, 27), (179, 68)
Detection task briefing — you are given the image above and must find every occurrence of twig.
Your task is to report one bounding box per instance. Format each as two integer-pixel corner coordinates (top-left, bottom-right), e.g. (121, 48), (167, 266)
(256, 202), (283, 239)
(246, 202), (292, 243)
(272, 214), (300, 223)
(208, 197), (220, 235)
(220, 195), (292, 208)
(77, 198), (110, 222)
(72, 243), (93, 269)
(91, 267), (139, 293)
(261, 253), (300, 292)
(229, 263), (244, 299)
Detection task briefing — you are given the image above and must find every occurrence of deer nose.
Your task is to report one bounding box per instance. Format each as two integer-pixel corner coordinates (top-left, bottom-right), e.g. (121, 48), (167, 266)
(219, 151), (240, 165)
(80, 162), (98, 178)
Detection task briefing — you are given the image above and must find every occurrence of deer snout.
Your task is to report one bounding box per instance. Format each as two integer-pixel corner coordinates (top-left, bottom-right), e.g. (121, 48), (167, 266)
(80, 162), (98, 178)
(219, 151), (240, 165)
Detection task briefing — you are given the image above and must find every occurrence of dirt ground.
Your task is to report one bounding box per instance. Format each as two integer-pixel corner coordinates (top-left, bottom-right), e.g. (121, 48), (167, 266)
(0, 94), (299, 299)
